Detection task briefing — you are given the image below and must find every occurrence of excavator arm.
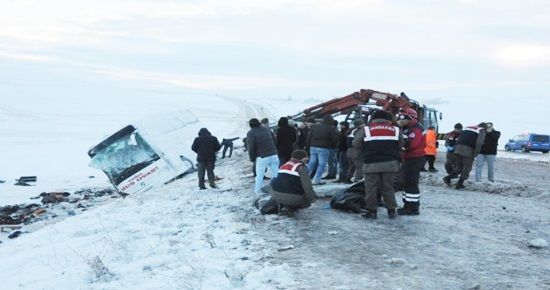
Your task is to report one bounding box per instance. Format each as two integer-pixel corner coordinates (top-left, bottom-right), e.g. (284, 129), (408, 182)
(293, 89), (416, 121)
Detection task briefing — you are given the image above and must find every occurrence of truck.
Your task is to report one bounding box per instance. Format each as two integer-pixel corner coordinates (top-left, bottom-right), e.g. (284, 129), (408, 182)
(87, 111), (201, 194)
(291, 89), (442, 133)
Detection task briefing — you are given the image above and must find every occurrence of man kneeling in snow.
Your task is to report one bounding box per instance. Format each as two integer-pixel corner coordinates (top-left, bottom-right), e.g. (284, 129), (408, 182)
(261, 150), (316, 216)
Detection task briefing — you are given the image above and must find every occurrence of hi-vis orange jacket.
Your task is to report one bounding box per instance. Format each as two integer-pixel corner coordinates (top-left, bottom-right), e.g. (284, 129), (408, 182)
(425, 129), (438, 156)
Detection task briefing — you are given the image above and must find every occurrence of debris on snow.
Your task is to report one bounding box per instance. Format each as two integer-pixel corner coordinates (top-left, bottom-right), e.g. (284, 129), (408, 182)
(87, 256), (114, 282)
(528, 238), (548, 249)
(386, 258), (406, 265)
(277, 245), (295, 252)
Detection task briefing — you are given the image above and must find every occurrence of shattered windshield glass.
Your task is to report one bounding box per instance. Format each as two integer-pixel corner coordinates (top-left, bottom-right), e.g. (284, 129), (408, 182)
(90, 130), (160, 185)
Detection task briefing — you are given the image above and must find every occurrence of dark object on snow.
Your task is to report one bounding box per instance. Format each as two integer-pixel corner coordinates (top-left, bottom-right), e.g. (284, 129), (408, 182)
(254, 194), (279, 215)
(8, 230), (23, 239)
(14, 176), (37, 186)
(330, 181), (366, 213)
(0, 179), (5, 183)
(0, 204), (42, 225)
(40, 192), (71, 204)
(221, 137), (239, 158)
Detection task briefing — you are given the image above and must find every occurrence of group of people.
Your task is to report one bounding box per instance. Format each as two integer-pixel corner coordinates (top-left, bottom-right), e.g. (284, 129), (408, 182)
(443, 122), (501, 189)
(190, 110), (501, 219)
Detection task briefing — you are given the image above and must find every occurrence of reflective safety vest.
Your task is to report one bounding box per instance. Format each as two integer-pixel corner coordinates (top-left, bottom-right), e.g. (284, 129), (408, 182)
(270, 160), (305, 195)
(425, 129), (437, 155)
(458, 126), (483, 149)
(362, 123), (400, 164)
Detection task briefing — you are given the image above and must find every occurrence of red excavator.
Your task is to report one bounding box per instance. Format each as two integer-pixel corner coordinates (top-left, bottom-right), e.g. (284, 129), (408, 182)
(290, 88), (442, 132)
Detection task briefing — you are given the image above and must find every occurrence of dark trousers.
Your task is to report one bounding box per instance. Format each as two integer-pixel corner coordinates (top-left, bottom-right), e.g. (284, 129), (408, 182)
(222, 143), (233, 158)
(402, 157), (424, 206)
(197, 161), (215, 186)
(445, 152), (457, 174)
(425, 155), (436, 169)
(364, 172), (398, 211)
(452, 155), (474, 181)
(337, 151), (348, 180)
(327, 149), (337, 177)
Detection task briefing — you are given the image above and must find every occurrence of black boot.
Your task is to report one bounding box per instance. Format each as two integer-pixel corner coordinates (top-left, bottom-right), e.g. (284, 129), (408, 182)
(199, 184), (207, 190)
(361, 210), (377, 219)
(443, 176), (452, 186)
(456, 179), (465, 190)
(209, 182), (218, 189)
(397, 202), (420, 216)
(387, 209), (398, 219)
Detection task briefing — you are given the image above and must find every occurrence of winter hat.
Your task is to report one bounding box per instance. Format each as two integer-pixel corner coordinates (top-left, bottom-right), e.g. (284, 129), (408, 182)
(353, 118), (365, 127)
(278, 117), (289, 127)
(198, 128), (211, 136)
(249, 118), (260, 128)
(454, 123), (463, 130)
(291, 149), (308, 160)
(261, 118), (269, 125)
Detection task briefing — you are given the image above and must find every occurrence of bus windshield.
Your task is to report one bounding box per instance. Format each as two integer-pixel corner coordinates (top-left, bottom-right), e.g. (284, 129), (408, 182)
(90, 128), (160, 185)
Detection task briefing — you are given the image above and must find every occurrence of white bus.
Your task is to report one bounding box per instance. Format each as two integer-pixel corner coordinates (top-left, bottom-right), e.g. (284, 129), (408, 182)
(88, 111), (202, 194)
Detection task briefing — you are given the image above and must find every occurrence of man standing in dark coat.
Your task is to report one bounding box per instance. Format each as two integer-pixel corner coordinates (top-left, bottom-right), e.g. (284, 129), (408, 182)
(335, 121), (350, 183)
(306, 115), (339, 185)
(191, 128), (221, 190)
(475, 122), (500, 182)
(276, 117), (297, 164)
(247, 118), (280, 195)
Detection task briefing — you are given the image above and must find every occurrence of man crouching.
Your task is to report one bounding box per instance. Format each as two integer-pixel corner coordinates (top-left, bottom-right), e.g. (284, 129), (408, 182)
(265, 149), (316, 216)
(353, 110), (404, 219)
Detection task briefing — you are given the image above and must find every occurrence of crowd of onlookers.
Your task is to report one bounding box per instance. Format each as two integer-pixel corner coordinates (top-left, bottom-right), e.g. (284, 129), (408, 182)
(190, 111), (501, 218)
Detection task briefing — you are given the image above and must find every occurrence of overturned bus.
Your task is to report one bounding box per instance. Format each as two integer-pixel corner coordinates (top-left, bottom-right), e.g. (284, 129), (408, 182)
(88, 111), (201, 194)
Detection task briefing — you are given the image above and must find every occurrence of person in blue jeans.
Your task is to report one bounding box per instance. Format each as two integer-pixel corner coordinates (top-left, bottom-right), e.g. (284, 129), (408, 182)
(475, 122), (500, 182)
(306, 115), (339, 185)
(247, 118), (280, 195)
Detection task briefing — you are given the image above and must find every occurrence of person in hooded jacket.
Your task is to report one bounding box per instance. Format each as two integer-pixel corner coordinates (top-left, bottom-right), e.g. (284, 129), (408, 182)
(276, 117), (297, 164)
(306, 115), (339, 185)
(191, 128), (221, 190)
(396, 108), (426, 215)
(475, 122), (501, 182)
(444, 123), (487, 189)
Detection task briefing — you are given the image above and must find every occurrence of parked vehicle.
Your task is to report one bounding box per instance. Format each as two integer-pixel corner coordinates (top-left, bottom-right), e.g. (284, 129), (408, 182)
(505, 133), (550, 153)
(88, 111), (201, 194)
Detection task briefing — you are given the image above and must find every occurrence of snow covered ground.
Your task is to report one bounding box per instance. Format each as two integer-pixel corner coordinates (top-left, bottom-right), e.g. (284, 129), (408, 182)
(1, 95), (549, 289)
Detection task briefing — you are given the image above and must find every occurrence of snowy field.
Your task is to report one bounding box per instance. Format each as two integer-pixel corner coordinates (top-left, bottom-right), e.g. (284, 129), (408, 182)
(1, 95), (549, 289)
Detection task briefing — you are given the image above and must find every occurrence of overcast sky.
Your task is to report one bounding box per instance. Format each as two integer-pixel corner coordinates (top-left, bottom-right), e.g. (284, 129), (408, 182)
(1, 0), (549, 137)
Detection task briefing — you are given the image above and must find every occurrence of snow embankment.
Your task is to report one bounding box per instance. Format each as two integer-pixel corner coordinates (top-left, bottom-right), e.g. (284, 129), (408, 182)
(0, 153), (297, 289)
